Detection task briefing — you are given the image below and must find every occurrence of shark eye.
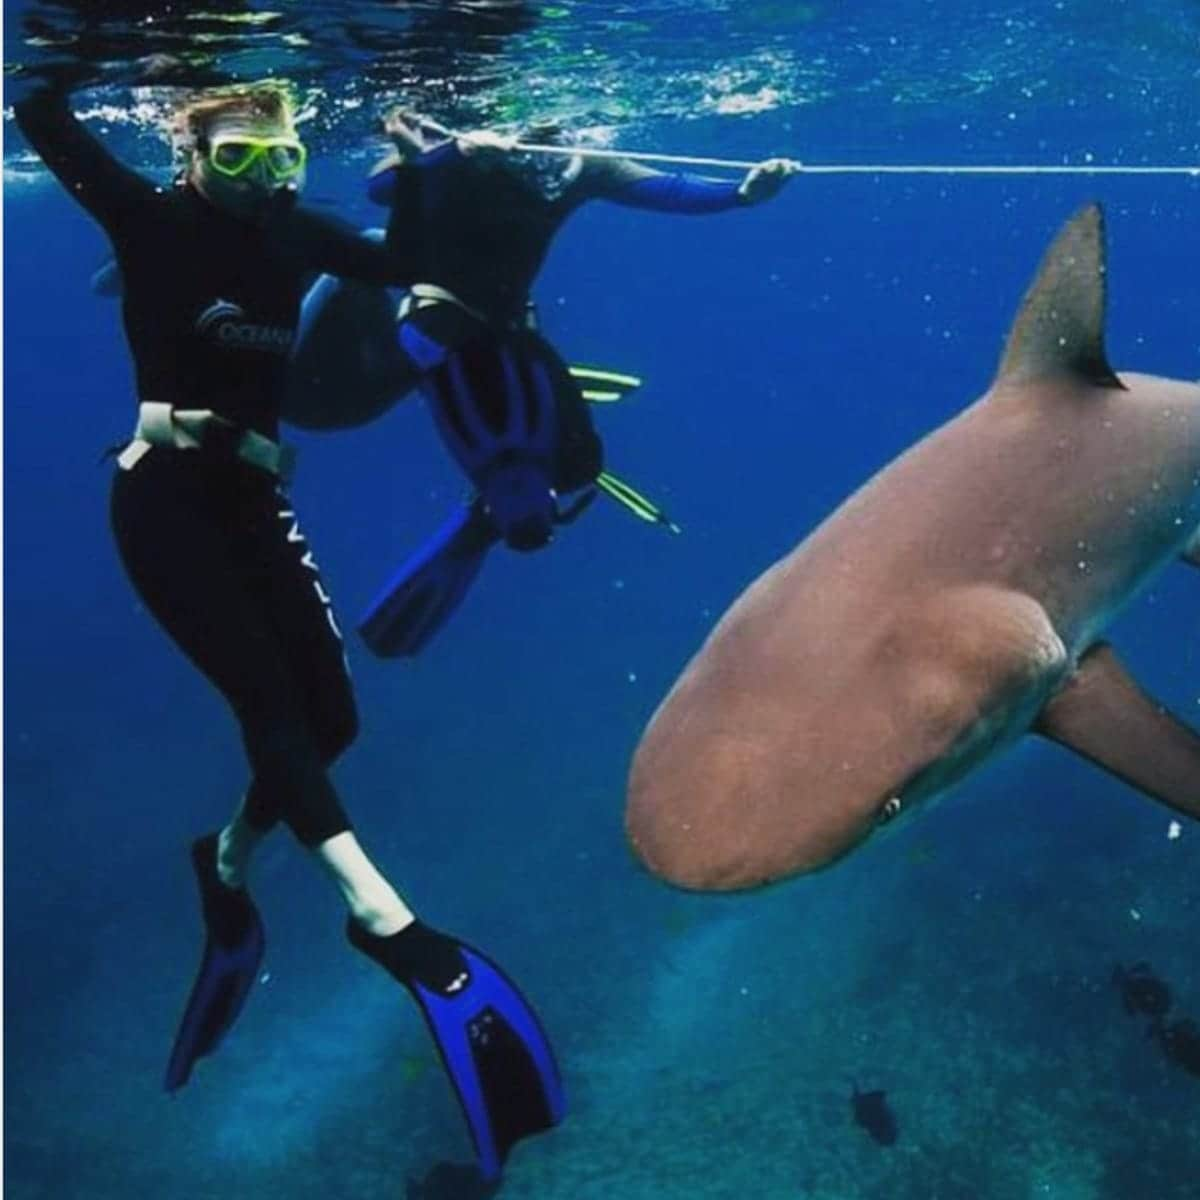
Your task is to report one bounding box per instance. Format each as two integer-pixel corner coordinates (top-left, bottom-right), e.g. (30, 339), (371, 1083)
(877, 795), (903, 825)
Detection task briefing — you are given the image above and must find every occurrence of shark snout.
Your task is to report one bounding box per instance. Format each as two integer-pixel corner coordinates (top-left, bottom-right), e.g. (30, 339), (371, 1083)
(626, 792), (878, 891)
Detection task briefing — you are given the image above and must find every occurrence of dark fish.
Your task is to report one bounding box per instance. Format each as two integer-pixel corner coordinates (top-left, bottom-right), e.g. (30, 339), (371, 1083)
(851, 1082), (898, 1146)
(405, 1160), (500, 1200)
(1112, 962), (1173, 1020)
(1157, 1019), (1200, 1078)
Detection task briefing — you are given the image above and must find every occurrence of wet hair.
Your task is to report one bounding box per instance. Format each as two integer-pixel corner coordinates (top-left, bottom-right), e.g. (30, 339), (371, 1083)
(172, 82), (297, 156)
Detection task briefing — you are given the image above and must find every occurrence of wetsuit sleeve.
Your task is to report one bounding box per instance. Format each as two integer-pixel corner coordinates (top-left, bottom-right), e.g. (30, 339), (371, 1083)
(368, 160), (422, 236)
(585, 157), (744, 214)
(368, 141), (455, 206)
(371, 146), (459, 283)
(286, 206), (417, 287)
(366, 165), (400, 206)
(13, 86), (155, 231)
(367, 156), (423, 207)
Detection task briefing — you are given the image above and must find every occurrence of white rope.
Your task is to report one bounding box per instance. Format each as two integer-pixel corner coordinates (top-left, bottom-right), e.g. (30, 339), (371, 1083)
(510, 142), (1200, 176)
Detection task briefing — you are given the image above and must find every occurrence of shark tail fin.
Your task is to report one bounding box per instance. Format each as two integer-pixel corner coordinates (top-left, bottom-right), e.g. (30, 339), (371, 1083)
(1035, 643), (1200, 820)
(995, 203), (1124, 391)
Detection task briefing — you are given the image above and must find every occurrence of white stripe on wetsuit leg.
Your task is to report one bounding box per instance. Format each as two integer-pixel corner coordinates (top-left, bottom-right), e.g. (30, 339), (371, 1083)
(277, 506), (345, 643)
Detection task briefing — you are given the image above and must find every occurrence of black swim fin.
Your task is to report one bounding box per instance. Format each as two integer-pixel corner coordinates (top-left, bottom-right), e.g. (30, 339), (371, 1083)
(164, 834), (265, 1092)
(348, 918), (565, 1182)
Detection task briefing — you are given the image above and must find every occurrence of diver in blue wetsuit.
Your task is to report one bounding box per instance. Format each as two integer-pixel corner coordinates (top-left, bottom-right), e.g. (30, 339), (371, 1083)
(290, 110), (797, 656)
(15, 70), (563, 1182)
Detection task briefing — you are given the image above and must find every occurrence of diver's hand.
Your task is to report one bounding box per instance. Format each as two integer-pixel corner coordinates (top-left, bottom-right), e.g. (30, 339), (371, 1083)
(135, 53), (185, 82)
(130, 52), (229, 88)
(383, 109), (429, 155)
(383, 109), (455, 156)
(737, 157), (800, 205)
(455, 129), (519, 158)
(10, 51), (205, 105)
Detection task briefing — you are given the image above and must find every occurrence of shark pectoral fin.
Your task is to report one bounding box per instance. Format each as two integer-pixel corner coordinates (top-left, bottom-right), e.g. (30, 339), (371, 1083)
(994, 203), (1124, 391)
(1035, 643), (1200, 819)
(1183, 528), (1200, 567)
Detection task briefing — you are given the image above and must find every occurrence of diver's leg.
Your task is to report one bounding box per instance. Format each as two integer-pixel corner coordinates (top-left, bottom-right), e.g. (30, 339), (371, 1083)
(216, 796), (267, 887)
(111, 453), (286, 844)
(111, 453), (347, 850)
(312, 832), (414, 935)
(111, 454), (293, 1087)
(233, 476), (416, 934)
(115, 455), (419, 929)
(225, 462), (567, 1173)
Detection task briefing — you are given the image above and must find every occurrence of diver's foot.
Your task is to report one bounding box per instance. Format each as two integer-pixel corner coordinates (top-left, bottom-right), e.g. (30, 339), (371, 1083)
(352, 905), (416, 939)
(347, 917), (470, 996)
(215, 826), (250, 889)
(215, 804), (270, 888)
(192, 834), (257, 947)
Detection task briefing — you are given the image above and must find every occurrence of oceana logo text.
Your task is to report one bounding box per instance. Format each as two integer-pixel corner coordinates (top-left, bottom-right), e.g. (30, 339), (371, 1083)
(195, 299), (293, 353)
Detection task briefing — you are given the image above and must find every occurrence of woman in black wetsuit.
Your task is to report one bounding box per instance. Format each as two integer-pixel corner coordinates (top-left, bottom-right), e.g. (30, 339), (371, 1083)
(14, 74), (566, 1174)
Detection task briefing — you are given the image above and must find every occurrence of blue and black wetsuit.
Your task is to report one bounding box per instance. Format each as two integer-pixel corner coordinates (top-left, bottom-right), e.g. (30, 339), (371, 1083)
(369, 140), (747, 326)
(15, 87), (411, 847)
(367, 140), (749, 492)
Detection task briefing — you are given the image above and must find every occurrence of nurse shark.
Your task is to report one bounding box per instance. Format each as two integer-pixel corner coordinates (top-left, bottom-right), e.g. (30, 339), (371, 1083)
(627, 204), (1200, 890)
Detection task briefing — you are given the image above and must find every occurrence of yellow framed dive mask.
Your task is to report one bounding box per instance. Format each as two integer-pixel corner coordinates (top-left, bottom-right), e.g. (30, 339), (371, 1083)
(205, 134), (307, 182)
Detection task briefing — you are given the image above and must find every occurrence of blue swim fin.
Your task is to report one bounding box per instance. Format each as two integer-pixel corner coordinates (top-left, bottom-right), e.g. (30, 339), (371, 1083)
(164, 834), (266, 1092)
(424, 334), (562, 552)
(358, 500), (499, 658)
(347, 919), (566, 1182)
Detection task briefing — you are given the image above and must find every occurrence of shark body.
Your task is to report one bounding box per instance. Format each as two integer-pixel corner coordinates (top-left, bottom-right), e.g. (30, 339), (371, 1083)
(627, 205), (1200, 891)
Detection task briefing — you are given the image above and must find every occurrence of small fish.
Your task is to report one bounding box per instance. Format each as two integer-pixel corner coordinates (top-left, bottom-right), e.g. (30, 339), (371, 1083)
(1157, 1019), (1200, 1078)
(1112, 962), (1172, 1020)
(851, 1082), (898, 1146)
(405, 1160), (500, 1200)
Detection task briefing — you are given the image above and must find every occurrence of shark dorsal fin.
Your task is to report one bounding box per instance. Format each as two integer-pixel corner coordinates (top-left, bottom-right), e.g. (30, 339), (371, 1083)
(995, 203), (1123, 390)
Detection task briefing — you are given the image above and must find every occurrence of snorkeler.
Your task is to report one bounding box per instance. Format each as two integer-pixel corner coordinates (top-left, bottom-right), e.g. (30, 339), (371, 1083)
(13, 68), (564, 1182)
(290, 110), (798, 656)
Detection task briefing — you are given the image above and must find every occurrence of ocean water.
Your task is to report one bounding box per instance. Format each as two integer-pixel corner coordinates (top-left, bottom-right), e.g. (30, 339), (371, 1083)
(4, 3), (1199, 1198)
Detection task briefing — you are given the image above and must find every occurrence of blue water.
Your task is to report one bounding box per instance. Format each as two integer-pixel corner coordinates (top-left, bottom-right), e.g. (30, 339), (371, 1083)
(5, 3), (1200, 1198)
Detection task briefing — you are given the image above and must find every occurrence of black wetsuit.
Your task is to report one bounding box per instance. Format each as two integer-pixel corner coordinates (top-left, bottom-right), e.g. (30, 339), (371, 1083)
(15, 88), (410, 846)
(369, 142), (747, 493)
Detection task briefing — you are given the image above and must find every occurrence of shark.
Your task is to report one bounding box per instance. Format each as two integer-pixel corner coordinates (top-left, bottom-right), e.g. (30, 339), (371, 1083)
(626, 203), (1200, 891)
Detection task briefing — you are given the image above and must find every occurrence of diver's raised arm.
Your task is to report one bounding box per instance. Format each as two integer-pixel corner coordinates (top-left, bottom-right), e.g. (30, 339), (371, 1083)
(12, 66), (157, 232)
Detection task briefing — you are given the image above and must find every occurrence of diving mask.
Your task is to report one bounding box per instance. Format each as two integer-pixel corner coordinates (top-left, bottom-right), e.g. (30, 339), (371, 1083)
(205, 134), (307, 182)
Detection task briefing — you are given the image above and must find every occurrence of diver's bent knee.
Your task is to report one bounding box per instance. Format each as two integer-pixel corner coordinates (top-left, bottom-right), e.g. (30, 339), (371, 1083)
(318, 702), (359, 765)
